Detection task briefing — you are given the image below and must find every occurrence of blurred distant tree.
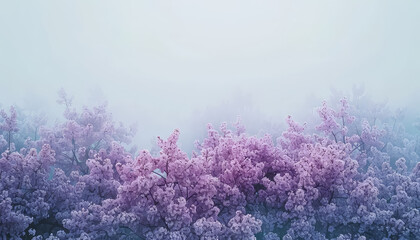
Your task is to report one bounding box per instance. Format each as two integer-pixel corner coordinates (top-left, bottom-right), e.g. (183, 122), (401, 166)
(0, 106), (18, 151)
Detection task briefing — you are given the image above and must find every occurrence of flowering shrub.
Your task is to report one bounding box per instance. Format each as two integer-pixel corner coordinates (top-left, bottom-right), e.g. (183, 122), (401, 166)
(0, 95), (419, 240)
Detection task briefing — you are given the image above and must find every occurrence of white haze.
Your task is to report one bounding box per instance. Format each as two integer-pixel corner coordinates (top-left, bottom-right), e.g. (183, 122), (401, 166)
(1, 1), (419, 152)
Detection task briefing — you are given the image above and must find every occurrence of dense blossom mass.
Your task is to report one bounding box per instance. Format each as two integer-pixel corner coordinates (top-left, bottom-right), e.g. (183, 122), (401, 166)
(1, 93), (419, 240)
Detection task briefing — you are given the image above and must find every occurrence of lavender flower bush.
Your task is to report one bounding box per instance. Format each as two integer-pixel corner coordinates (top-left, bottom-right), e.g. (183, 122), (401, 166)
(1, 96), (419, 240)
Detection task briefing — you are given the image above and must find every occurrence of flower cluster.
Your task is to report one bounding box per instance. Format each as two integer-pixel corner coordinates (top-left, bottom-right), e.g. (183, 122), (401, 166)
(0, 94), (419, 240)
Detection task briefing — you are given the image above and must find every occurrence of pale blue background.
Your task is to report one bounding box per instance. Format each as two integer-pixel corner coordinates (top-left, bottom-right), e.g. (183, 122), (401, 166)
(1, 1), (419, 150)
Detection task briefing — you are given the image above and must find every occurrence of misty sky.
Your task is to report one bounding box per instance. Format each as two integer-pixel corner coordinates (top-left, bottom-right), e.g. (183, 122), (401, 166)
(1, 1), (419, 151)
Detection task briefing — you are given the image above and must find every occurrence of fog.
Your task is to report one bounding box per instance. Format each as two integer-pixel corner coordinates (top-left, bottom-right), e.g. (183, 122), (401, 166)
(1, 1), (419, 152)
